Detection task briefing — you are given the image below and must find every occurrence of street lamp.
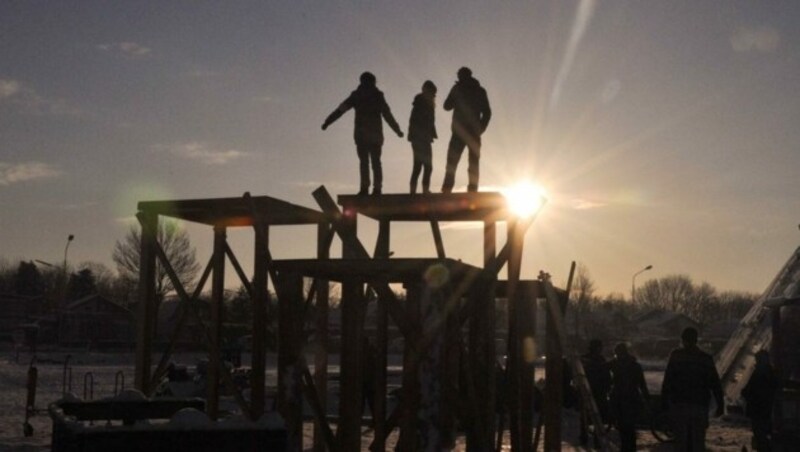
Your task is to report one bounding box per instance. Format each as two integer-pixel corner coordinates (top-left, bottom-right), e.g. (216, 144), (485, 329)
(631, 264), (653, 303)
(63, 234), (75, 270)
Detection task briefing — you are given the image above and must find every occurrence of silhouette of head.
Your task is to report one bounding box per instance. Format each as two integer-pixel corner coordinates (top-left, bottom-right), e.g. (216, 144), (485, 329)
(422, 80), (437, 96)
(360, 71), (377, 87)
(457, 67), (473, 82)
(681, 327), (698, 347)
(614, 342), (629, 357)
(588, 339), (603, 355)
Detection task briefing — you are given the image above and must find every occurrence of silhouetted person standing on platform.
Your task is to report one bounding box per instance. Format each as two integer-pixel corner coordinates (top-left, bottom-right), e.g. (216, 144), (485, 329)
(661, 327), (724, 452)
(408, 80), (438, 194)
(441, 67), (491, 193)
(608, 342), (649, 452)
(322, 72), (404, 195)
(742, 350), (778, 452)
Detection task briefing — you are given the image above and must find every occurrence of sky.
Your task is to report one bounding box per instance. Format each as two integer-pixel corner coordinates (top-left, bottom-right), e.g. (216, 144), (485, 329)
(1, 1), (799, 297)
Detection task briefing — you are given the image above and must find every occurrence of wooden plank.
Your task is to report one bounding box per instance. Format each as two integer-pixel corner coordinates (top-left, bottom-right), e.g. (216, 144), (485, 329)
(506, 221), (524, 451)
(541, 268), (614, 452)
(398, 282), (422, 451)
(225, 242), (253, 297)
(134, 211), (158, 395)
(208, 226), (226, 419)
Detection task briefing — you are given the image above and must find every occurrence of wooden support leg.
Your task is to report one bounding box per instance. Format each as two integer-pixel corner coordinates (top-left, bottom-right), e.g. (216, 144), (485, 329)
(277, 271), (304, 451)
(134, 212), (158, 395)
(208, 226), (226, 419)
(338, 277), (365, 451)
(251, 226), (269, 419)
(544, 289), (566, 452)
(398, 282), (421, 452)
(313, 223), (330, 452)
(373, 220), (390, 451)
(519, 284), (538, 451)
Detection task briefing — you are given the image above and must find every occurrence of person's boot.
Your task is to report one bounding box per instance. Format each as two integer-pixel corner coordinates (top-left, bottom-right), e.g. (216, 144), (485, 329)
(410, 184), (417, 195)
(358, 187), (368, 196)
(372, 187), (381, 195)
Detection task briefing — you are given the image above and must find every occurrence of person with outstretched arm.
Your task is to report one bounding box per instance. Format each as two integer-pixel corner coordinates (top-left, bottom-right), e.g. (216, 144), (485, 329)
(322, 71), (403, 195)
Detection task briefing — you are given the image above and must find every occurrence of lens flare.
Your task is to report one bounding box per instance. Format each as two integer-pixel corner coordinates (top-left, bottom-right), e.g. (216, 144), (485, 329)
(503, 181), (547, 218)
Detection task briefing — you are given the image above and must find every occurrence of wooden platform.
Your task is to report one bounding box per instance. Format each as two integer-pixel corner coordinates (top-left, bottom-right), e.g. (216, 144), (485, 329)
(138, 195), (325, 227)
(338, 192), (511, 222)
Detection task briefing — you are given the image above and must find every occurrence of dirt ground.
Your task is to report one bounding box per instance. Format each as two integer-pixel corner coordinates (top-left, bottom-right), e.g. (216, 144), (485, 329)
(0, 350), (754, 451)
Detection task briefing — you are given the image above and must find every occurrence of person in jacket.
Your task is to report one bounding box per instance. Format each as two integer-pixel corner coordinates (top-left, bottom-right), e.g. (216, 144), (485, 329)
(741, 350), (778, 451)
(322, 72), (404, 195)
(661, 327), (724, 452)
(580, 339), (612, 446)
(408, 80), (438, 194)
(609, 342), (650, 452)
(441, 67), (491, 193)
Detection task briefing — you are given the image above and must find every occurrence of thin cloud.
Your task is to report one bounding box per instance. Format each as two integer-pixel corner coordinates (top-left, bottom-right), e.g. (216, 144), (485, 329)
(0, 79), (21, 99)
(97, 41), (152, 58)
(570, 198), (606, 210)
(154, 142), (248, 165)
(731, 26), (780, 53)
(0, 161), (61, 186)
(0, 78), (81, 116)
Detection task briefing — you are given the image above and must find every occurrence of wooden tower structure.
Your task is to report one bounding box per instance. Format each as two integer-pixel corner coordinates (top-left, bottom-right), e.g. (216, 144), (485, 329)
(133, 186), (557, 451)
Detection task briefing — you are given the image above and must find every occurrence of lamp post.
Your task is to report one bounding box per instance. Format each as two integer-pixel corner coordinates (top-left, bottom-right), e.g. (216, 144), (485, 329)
(631, 264), (653, 303)
(63, 234), (74, 270)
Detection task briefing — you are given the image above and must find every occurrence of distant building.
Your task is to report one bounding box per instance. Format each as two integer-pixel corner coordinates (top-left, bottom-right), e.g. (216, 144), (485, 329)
(58, 294), (134, 346)
(634, 309), (700, 338)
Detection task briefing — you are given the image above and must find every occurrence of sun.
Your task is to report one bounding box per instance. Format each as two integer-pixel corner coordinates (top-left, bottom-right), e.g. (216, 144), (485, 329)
(502, 181), (547, 218)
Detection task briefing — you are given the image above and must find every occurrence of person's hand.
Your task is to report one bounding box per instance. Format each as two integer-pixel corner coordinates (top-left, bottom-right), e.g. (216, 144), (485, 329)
(321, 123), (328, 131)
(397, 131), (404, 138)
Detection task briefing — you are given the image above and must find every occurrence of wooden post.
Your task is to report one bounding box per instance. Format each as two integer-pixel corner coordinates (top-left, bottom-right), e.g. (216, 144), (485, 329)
(466, 220), (497, 451)
(398, 282), (421, 451)
(373, 219), (390, 451)
(313, 222), (330, 452)
(134, 211), (158, 395)
(251, 225), (269, 419)
(505, 220), (528, 451)
(277, 271), (304, 451)
(544, 284), (567, 451)
(208, 225), (226, 419)
(519, 282), (538, 451)
(337, 211), (364, 451)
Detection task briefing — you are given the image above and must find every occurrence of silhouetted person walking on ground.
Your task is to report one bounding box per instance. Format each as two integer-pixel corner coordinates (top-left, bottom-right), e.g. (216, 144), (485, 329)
(441, 67), (491, 193)
(609, 342), (649, 452)
(408, 80), (438, 194)
(322, 72), (404, 195)
(661, 327), (724, 452)
(580, 339), (611, 447)
(742, 350), (778, 451)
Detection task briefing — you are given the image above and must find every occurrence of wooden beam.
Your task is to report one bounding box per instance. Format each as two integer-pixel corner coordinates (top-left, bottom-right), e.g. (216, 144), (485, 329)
(224, 242), (253, 297)
(251, 224), (269, 419)
(312, 186), (412, 340)
(430, 220), (446, 259)
(506, 220), (525, 451)
(134, 211), (158, 395)
(149, 256), (213, 389)
(153, 242), (251, 416)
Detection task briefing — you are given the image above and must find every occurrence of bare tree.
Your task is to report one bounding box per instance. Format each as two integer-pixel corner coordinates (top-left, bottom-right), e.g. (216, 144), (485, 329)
(571, 263), (596, 338)
(112, 219), (200, 309)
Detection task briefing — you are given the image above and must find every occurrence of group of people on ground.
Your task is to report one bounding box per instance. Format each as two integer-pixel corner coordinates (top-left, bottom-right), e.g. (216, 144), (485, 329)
(581, 327), (777, 451)
(321, 67), (491, 195)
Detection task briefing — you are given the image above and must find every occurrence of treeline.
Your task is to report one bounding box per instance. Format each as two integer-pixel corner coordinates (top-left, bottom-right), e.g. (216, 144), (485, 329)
(570, 264), (758, 337)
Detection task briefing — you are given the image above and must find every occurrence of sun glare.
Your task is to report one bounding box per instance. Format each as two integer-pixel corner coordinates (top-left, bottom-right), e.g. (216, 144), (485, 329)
(503, 181), (547, 218)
